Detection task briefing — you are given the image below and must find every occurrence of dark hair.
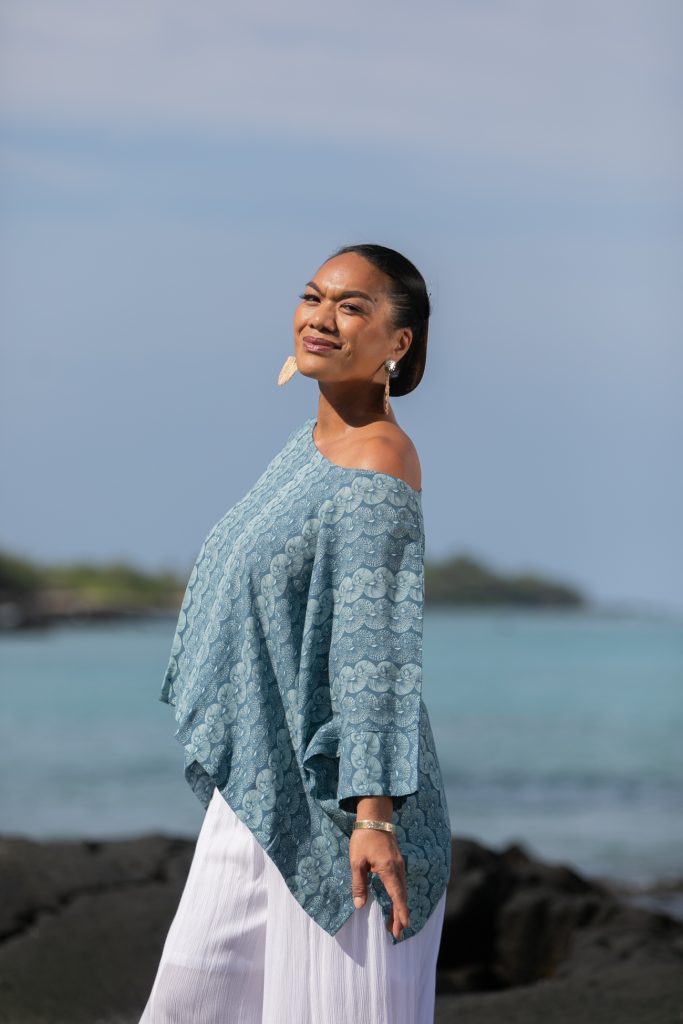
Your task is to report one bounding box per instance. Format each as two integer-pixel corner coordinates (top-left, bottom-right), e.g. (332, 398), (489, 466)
(327, 242), (430, 397)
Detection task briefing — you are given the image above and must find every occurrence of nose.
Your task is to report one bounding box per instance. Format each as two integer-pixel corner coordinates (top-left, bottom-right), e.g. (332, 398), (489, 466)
(307, 301), (337, 334)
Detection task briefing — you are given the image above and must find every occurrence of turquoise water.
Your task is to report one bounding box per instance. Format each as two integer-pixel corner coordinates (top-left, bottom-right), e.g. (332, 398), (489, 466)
(1, 609), (681, 888)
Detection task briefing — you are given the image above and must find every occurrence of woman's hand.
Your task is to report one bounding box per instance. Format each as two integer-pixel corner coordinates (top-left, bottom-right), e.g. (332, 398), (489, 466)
(350, 796), (410, 941)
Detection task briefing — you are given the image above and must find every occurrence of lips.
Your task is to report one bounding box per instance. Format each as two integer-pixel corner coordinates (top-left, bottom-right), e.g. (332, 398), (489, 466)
(303, 335), (340, 351)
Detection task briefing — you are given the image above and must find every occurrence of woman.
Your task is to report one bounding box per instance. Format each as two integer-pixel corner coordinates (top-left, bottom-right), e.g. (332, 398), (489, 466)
(139, 243), (452, 1024)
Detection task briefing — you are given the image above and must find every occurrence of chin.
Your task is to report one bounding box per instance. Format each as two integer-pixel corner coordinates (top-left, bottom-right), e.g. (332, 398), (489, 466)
(296, 350), (325, 372)
(293, 359), (319, 380)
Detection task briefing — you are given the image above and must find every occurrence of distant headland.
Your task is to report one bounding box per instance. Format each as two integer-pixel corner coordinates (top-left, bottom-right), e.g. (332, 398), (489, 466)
(0, 546), (586, 631)
(425, 553), (584, 608)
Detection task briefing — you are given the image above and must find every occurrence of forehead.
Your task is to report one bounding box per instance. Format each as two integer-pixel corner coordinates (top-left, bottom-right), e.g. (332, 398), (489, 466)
(311, 253), (391, 298)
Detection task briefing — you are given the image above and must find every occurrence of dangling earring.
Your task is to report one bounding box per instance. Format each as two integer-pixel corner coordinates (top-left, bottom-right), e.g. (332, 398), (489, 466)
(277, 355), (298, 386)
(383, 358), (398, 414)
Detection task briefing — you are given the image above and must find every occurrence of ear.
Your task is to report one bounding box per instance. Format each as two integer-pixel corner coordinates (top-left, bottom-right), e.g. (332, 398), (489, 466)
(393, 326), (413, 360)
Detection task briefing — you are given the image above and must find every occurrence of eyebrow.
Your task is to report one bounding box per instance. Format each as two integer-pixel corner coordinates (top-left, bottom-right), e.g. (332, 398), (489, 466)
(305, 281), (375, 303)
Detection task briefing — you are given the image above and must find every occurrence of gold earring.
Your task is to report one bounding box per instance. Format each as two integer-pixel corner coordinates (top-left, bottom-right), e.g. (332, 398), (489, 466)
(277, 355), (298, 386)
(383, 359), (398, 413)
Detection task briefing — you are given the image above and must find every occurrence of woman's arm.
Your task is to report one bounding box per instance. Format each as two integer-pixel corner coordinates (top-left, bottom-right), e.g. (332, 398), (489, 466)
(356, 795), (393, 822)
(350, 794), (410, 941)
(310, 464), (424, 942)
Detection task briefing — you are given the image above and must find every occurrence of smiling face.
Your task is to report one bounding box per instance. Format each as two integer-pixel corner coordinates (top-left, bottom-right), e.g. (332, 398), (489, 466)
(293, 252), (412, 389)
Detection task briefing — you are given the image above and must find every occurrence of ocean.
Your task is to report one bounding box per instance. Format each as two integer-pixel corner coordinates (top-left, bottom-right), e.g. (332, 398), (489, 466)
(1, 608), (681, 890)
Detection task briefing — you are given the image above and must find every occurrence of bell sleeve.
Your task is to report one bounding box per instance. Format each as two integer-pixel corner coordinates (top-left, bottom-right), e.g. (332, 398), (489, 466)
(304, 479), (425, 813)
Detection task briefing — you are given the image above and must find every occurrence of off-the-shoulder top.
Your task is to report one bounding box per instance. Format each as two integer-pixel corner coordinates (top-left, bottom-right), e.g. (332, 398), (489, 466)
(160, 416), (452, 943)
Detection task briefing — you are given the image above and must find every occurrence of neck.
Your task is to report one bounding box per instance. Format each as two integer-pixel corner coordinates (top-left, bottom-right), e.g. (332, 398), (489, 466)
(315, 385), (396, 437)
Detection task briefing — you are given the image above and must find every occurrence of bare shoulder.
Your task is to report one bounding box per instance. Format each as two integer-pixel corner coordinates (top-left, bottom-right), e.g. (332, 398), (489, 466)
(354, 423), (422, 492)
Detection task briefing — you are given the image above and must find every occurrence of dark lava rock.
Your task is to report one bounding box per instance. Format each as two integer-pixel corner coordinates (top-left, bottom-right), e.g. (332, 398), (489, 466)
(1, 831), (682, 1024)
(0, 832), (195, 1024)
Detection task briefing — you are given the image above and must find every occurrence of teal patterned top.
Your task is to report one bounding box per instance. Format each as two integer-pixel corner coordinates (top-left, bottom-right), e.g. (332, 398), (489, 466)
(160, 416), (452, 943)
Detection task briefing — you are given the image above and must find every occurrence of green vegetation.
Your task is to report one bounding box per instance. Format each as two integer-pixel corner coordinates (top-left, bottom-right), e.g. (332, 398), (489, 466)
(0, 545), (585, 629)
(41, 561), (185, 609)
(425, 554), (585, 607)
(0, 547), (186, 628)
(0, 551), (43, 597)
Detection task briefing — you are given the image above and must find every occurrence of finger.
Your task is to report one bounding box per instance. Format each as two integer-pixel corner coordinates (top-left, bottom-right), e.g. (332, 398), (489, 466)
(351, 856), (370, 909)
(385, 904), (394, 934)
(380, 867), (411, 939)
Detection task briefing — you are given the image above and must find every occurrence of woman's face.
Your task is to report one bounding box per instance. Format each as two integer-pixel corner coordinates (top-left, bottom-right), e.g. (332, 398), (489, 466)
(292, 253), (412, 388)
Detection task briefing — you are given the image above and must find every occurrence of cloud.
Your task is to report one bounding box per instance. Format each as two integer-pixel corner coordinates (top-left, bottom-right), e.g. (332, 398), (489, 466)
(0, 0), (681, 185)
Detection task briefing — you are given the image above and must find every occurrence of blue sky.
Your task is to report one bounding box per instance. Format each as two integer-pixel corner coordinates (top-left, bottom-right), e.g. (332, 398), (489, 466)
(1, 1), (681, 614)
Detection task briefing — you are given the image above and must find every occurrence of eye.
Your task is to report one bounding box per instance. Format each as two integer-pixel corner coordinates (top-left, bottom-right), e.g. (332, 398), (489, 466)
(341, 303), (362, 313)
(299, 292), (319, 302)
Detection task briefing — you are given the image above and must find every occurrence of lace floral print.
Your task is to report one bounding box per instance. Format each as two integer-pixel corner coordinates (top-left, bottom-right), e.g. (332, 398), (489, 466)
(160, 417), (452, 944)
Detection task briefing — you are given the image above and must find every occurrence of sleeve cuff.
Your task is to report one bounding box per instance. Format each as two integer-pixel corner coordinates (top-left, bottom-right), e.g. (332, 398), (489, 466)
(337, 726), (419, 811)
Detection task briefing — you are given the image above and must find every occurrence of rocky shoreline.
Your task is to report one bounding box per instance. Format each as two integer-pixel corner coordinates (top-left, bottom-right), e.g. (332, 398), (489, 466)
(0, 829), (681, 1024)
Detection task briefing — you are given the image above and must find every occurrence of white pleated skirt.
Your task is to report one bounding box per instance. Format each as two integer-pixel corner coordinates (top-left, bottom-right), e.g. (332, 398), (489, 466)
(139, 785), (447, 1024)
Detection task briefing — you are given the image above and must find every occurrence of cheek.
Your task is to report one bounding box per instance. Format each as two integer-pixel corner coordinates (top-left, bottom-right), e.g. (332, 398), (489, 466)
(293, 305), (307, 331)
(342, 322), (380, 361)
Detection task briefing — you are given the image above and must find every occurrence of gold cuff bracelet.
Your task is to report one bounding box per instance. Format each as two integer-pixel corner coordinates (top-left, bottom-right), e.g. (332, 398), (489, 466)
(352, 819), (397, 834)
